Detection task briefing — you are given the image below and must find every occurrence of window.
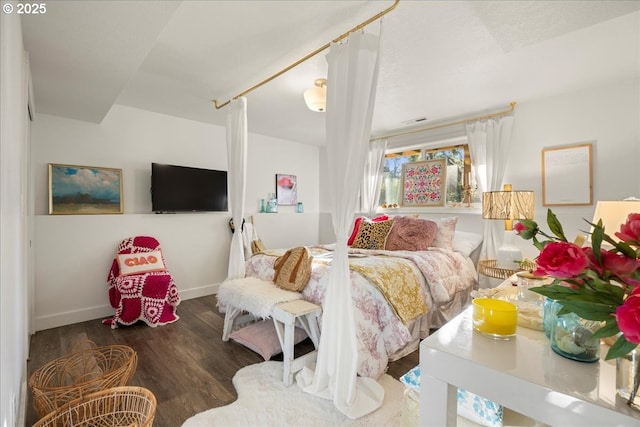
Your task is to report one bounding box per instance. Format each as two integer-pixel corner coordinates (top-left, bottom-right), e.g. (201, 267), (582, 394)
(378, 143), (479, 208)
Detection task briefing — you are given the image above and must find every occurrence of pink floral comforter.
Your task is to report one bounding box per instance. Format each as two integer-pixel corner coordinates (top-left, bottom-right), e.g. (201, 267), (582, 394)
(245, 245), (477, 379)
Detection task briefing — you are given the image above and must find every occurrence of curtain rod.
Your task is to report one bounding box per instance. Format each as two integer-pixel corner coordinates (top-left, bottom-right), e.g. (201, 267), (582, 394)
(212, 0), (400, 109)
(370, 101), (517, 142)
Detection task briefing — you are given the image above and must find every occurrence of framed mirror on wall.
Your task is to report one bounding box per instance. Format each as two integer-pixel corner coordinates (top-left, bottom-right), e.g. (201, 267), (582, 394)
(542, 142), (593, 206)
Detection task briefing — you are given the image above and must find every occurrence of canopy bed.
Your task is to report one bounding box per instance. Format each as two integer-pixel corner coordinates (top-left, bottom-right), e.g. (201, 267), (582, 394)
(242, 218), (483, 380)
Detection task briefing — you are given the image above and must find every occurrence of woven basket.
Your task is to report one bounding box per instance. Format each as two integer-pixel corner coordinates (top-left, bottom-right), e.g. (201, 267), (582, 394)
(33, 386), (156, 427)
(29, 340), (137, 418)
(478, 259), (537, 280)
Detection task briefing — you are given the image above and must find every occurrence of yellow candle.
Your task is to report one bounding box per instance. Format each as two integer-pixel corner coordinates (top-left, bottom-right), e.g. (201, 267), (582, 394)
(473, 298), (518, 338)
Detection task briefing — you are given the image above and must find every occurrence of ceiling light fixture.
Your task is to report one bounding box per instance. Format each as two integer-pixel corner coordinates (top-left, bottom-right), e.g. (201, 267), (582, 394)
(304, 78), (327, 112)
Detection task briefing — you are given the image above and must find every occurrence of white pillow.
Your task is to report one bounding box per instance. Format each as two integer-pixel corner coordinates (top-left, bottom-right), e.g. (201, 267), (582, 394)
(117, 250), (166, 276)
(453, 231), (484, 257)
(430, 217), (458, 250)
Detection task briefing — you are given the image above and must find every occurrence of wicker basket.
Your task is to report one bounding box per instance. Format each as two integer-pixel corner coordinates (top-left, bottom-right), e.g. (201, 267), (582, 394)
(29, 340), (137, 418)
(33, 386), (156, 427)
(478, 259), (537, 280)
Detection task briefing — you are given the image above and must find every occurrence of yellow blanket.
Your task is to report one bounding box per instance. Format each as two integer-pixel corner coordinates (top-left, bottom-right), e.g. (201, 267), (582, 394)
(262, 248), (427, 324)
(346, 256), (427, 324)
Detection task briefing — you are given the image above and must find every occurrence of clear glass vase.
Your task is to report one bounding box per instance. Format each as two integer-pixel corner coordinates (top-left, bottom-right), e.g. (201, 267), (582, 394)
(617, 347), (640, 408)
(549, 307), (601, 362)
(542, 297), (560, 339)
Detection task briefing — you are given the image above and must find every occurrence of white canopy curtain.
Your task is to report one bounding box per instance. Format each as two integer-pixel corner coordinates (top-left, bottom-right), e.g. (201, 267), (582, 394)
(226, 97), (248, 280)
(296, 30), (384, 419)
(362, 139), (387, 217)
(466, 116), (515, 285)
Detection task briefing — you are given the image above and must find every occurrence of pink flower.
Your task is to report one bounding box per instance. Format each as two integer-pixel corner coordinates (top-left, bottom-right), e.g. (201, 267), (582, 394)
(616, 213), (640, 247)
(535, 241), (589, 279)
(514, 222), (528, 234)
(583, 247), (640, 285)
(616, 286), (640, 344)
(602, 250), (640, 276)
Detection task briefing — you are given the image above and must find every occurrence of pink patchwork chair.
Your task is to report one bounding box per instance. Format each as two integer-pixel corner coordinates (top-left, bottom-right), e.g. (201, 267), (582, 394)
(104, 236), (181, 328)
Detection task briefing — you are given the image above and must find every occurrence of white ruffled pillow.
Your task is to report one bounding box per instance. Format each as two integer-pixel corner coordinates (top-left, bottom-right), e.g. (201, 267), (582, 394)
(430, 217), (458, 250)
(453, 231), (484, 257)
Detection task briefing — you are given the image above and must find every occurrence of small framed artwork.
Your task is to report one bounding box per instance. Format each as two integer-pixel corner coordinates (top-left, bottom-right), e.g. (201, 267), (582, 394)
(400, 159), (447, 207)
(276, 173), (297, 205)
(542, 142), (593, 206)
(49, 163), (123, 214)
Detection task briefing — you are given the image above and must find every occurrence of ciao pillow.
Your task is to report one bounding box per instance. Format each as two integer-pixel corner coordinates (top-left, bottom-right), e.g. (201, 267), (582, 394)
(117, 250), (166, 276)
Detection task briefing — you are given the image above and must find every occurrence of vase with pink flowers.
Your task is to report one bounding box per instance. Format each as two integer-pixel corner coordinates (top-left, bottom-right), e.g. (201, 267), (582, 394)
(515, 210), (640, 406)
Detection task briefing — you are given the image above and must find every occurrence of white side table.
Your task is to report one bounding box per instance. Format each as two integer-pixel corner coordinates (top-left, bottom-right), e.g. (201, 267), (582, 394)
(419, 306), (640, 426)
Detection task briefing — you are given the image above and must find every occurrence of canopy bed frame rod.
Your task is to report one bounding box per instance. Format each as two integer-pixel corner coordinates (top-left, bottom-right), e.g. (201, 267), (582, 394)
(370, 101), (517, 142)
(212, 0), (399, 109)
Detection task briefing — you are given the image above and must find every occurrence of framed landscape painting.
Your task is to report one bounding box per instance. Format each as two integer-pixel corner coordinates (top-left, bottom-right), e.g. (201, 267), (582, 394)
(49, 164), (123, 214)
(400, 159), (446, 207)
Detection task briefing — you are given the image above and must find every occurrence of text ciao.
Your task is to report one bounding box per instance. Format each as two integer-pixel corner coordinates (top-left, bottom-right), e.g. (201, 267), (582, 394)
(123, 255), (160, 266)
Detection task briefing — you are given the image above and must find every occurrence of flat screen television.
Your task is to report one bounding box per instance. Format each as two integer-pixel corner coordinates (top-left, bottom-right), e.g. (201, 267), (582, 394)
(151, 163), (228, 213)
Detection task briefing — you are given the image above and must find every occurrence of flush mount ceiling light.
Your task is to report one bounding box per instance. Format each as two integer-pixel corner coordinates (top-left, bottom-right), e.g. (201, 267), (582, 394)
(304, 78), (327, 112)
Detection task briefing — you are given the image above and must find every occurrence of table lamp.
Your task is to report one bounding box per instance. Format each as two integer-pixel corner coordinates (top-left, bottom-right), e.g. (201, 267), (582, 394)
(482, 184), (535, 269)
(591, 198), (640, 244)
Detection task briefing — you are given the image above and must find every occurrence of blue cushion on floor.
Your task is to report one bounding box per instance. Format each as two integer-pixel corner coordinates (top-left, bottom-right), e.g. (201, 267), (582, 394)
(399, 365), (503, 427)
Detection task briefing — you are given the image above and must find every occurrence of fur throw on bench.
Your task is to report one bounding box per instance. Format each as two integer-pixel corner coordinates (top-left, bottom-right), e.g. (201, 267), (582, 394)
(217, 277), (302, 319)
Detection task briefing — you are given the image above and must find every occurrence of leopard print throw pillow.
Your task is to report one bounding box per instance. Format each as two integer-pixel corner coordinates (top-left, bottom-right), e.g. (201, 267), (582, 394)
(351, 219), (393, 250)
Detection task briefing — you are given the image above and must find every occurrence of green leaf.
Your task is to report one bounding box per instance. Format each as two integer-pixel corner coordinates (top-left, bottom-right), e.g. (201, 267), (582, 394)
(557, 300), (615, 321)
(530, 284), (582, 299)
(532, 237), (544, 251)
(605, 335), (639, 360)
(592, 319), (619, 338)
(546, 210), (567, 241)
(591, 221), (603, 264)
(613, 239), (638, 259)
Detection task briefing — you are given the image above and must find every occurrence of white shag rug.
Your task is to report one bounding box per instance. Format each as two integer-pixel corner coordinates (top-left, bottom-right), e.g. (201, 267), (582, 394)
(182, 361), (405, 427)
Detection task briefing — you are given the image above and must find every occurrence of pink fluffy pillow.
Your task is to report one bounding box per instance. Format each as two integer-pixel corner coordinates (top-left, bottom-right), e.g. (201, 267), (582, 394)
(229, 320), (308, 361)
(385, 216), (438, 251)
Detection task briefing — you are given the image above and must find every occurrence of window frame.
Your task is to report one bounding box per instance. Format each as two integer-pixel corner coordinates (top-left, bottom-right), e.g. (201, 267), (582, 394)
(374, 138), (480, 213)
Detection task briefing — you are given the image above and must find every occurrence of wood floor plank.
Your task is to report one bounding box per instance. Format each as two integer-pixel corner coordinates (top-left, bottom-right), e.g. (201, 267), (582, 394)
(26, 295), (420, 426)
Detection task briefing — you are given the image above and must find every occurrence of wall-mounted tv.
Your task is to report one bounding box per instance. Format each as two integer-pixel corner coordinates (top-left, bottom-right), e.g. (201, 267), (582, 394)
(151, 163), (228, 213)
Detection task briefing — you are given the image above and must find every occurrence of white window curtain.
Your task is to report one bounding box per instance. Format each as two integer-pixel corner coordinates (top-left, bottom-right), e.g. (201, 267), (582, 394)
(362, 139), (387, 217)
(466, 116), (515, 280)
(226, 97), (248, 280)
(296, 30), (384, 419)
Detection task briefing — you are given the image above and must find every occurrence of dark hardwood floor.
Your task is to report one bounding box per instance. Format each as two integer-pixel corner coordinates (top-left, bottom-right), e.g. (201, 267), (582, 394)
(26, 294), (420, 426)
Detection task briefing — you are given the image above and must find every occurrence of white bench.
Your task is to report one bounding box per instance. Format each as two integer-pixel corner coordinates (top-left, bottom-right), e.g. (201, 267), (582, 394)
(218, 277), (321, 386)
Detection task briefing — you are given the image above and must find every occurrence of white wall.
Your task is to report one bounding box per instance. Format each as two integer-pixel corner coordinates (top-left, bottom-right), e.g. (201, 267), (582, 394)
(1, 11), (30, 427)
(505, 77), (640, 260)
(32, 105), (320, 330)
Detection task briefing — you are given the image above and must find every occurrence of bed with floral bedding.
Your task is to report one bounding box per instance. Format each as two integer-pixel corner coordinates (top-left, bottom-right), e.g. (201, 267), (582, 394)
(244, 216), (483, 379)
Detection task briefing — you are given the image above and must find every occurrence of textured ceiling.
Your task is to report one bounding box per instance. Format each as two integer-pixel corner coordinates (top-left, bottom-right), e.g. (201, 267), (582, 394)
(21, 1), (640, 146)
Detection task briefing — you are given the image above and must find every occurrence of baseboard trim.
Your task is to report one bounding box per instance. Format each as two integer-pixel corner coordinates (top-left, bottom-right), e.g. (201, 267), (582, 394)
(34, 283), (221, 331)
(35, 304), (114, 331)
(180, 283), (219, 300)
